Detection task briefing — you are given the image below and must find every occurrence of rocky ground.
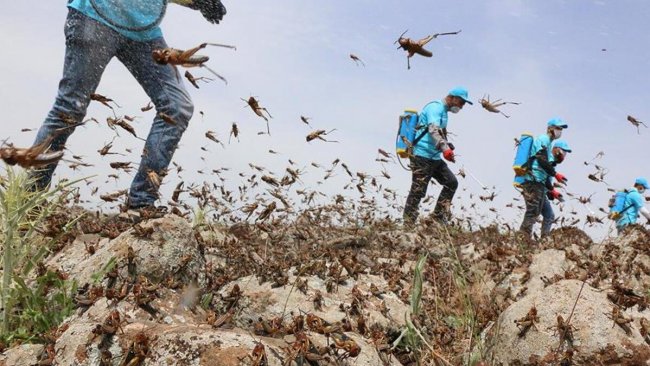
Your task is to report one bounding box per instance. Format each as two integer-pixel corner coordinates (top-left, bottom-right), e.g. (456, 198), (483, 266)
(1, 208), (650, 366)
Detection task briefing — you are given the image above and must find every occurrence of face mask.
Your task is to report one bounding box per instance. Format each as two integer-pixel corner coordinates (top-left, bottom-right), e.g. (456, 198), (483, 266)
(450, 106), (461, 114)
(552, 128), (563, 139)
(640, 187), (646, 194)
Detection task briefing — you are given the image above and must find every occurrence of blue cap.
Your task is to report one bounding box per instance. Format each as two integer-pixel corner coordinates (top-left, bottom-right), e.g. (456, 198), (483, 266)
(635, 177), (650, 189)
(547, 117), (568, 129)
(552, 140), (572, 153)
(448, 87), (473, 105)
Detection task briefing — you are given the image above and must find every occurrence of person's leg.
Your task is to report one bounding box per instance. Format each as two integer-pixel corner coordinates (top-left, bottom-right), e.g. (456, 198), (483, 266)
(541, 196), (555, 237)
(116, 37), (194, 208)
(430, 160), (458, 223)
(403, 156), (435, 225)
(29, 9), (120, 189)
(519, 182), (545, 236)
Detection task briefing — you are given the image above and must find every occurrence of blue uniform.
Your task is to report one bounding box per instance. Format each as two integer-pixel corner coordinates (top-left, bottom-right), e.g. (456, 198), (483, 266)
(524, 134), (553, 184)
(616, 188), (645, 228)
(413, 100), (448, 160)
(68, 0), (164, 41)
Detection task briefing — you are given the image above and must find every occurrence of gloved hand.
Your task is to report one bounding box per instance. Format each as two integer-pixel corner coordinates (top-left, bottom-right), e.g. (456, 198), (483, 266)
(443, 148), (455, 163)
(171, 0), (227, 24)
(555, 172), (568, 185)
(547, 189), (562, 201)
(447, 142), (456, 151)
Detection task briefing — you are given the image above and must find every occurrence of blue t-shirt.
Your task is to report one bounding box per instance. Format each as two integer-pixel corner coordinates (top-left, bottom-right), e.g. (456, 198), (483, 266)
(524, 134), (553, 184)
(413, 100), (448, 160)
(616, 188), (645, 228)
(68, 0), (164, 41)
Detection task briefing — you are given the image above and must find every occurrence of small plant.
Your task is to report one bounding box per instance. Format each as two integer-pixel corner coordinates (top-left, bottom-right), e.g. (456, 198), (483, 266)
(0, 167), (82, 344)
(392, 254), (451, 365)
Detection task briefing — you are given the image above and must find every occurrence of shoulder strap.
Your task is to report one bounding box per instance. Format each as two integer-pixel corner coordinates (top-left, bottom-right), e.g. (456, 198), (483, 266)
(412, 127), (429, 147)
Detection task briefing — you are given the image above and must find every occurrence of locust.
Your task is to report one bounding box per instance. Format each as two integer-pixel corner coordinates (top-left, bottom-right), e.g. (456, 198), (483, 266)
(608, 306), (632, 335)
(205, 131), (225, 147)
(555, 315), (575, 349)
(99, 189), (127, 202)
(229, 122), (240, 143)
(242, 96), (272, 133)
(107, 116), (142, 140)
(514, 305), (539, 338)
(627, 115), (647, 134)
(395, 29), (461, 69)
(300, 115), (311, 126)
(0, 137), (64, 168)
(140, 101), (154, 112)
(306, 129), (338, 143)
(479, 95), (520, 118)
(640, 318), (650, 345)
(184, 70), (213, 89)
(90, 93), (120, 109)
(349, 54), (365, 66)
(152, 42), (235, 84)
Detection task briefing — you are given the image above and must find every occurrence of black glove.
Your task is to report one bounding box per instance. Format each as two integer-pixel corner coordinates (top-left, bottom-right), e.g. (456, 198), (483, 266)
(447, 142), (455, 151)
(186, 0), (227, 24)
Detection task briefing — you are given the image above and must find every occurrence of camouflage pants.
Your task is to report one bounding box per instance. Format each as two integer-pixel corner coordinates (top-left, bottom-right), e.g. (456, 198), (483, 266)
(403, 155), (458, 225)
(519, 181), (546, 236)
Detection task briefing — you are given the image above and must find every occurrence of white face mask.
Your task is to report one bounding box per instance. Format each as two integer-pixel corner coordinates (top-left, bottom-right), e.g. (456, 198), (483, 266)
(552, 128), (563, 139)
(450, 106), (461, 114)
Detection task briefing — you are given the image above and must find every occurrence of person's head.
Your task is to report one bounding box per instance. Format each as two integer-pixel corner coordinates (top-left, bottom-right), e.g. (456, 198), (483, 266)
(445, 87), (473, 114)
(634, 177), (650, 194)
(551, 139), (572, 164)
(546, 117), (568, 140)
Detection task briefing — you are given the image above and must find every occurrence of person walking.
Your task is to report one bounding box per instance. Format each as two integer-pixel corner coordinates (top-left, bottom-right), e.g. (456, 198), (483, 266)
(615, 177), (650, 233)
(519, 118), (570, 238)
(28, 0), (226, 217)
(403, 87), (473, 226)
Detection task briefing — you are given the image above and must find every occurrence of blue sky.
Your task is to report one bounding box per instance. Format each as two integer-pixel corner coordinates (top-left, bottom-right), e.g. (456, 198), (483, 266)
(2, 0), (650, 240)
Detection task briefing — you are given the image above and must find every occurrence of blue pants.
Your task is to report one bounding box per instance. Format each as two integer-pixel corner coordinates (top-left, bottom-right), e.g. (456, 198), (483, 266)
(541, 196), (554, 236)
(30, 9), (193, 207)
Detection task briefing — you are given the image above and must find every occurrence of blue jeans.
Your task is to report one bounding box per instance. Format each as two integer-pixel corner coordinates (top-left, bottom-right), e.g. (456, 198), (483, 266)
(30, 9), (193, 208)
(541, 197), (554, 236)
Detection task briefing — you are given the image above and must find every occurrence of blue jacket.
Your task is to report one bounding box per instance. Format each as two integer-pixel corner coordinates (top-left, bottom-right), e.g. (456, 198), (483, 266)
(616, 188), (645, 228)
(413, 100), (448, 160)
(68, 0), (164, 41)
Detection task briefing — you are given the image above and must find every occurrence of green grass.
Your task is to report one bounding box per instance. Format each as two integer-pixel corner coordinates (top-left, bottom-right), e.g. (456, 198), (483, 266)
(0, 167), (82, 344)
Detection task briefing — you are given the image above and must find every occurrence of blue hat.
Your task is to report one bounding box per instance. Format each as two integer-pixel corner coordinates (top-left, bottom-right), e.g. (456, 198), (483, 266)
(448, 87), (473, 105)
(552, 140), (572, 153)
(547, 117), (568, 129)
(635, 177), (650, 189)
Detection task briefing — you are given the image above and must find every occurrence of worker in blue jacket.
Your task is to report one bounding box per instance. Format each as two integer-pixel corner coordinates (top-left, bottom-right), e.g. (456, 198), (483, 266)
(540, 139), (572, 237)
(519, 118), (570, 237)
(403, 87), (473, 226)
(28, 0), (226, 218)
(616, 177), (650, 233)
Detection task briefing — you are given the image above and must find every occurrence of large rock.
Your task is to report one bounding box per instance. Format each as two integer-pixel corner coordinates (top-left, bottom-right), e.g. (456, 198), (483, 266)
(47, 215), (206, 286)
(486, 279), (650, 364)
(220, 272), (410, 329)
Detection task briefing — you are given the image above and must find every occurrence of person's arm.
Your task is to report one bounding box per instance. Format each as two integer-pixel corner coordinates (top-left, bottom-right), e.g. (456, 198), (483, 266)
(640, 207), (650, 221)
(534, 147), (557, 176)
(428, 124), (450, 151)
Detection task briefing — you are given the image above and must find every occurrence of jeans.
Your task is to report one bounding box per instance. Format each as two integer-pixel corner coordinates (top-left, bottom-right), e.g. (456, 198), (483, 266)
(403, 155), (458, 224)
(541, 196), (554, 237)
(29, 9), (193, 208)
(519, 181), (546, 236)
